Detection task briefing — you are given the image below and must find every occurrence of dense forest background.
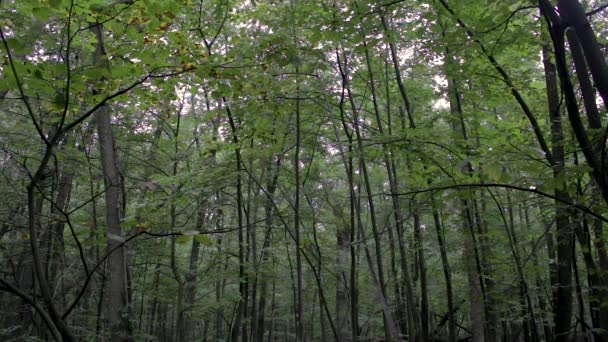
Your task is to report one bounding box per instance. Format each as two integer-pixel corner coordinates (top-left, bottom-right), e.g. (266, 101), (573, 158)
(1, 0), (608, 341)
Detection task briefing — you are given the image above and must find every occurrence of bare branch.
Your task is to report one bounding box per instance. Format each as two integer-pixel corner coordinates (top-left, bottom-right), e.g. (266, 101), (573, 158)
(0, 278), (63, 341)
(387, 182), (608, 223)
(587, 2), (608, 16)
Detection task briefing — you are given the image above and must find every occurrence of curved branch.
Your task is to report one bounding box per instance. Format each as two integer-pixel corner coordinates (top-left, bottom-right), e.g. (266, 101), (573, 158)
(61, 66), (195, 136)
(477, 5), (537, 34)
(387, 182), (608, 223)
(0, 278), (63, 342)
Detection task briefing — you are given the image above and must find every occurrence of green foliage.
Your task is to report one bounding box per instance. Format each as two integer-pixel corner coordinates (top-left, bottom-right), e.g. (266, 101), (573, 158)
(1, 0), (607, 340)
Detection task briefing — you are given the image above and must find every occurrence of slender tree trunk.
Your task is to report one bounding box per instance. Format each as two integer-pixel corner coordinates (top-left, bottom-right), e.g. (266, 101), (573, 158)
(348, 146), (359, 342)
(178, 237), (203, 342)
(573, 161), (607, 340)
(147, 262), (161, 340)
(256, 158), (280, 342)
(91, 28), (131, 342)
(248, 153), (260, 342)
(471, 196), (498, 342)
(413, 211), (429, 340)
(44, 158), (74, 310)
(215, 231), (225, 342)
(293, 67), (304, 342)
(355, 186), (399, 341)
(171, 223), (185, 342)
(504, 191), (539, 342)
(433, 206), (456, 342)
(590, 216), (608, 334)
(541, 41), (573, 342)
(442, 40), (489, 342)
(268, 278), (276, 342)
(381, 15), (430, 341)
(334, 48), (398, 340)
(95, 97), (132, 341)
(225, 97), (246, 342)
(564, 19), (608, 336)
(362, 33), (420, 341)
(572, 239), (588, 338)
(464, 209), (485, 342)
(330, 80), (359, 341)
(95, 94), (132, 342)
(345, 66), (399, 342)
(318, 282), (326, 342)
(336, 222), (350, 340)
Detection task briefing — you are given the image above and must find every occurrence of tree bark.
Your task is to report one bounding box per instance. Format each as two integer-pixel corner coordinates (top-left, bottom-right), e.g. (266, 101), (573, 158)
(293, 67), (304, 342)
(89, 21), (133, 341)
(541, 41), (573, 342)
(95, 98), (132, 341)
(225, 97), (246, 342)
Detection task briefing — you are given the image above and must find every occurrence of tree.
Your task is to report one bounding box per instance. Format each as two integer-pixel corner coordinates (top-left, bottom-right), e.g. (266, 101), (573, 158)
(2, 0), (608, 341)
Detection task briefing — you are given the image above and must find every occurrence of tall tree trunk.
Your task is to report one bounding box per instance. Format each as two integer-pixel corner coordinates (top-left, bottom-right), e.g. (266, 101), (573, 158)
(171, 218), (185, 342)
(571, 238), (588, 338)
(564, 17), (608, 336)
(247, 149), (260, 342)
(344, 62), (400, 342)
(362, 33), (419, 341)
(334, 49), (398, 340)
(442, 40), (489, 341)
(91, 21), (132, 341)
(433, 206), (456, 342)
(336, 221), (350, 340)
(95, 93), (132, 342)
(504, 191), (539, 341)
(225, 97), (246, 342)
(541, 41), (573, 342)
(590, 216), (608, 333)
(181, 213), (202, 340)
(464, 209), (485, 342)
(556, 0), (608, 112)
(573, 156), (607, 340)
(412, 210), (429, 340)
(330, 78), (359, 341)
(293, 67), (304, 342)
(95, 92), (132, 341)
(527, 206), (553, 341)
(381, 13), (423, 339)
(256, 157), (280, 342)
(215, 232), (225, 342)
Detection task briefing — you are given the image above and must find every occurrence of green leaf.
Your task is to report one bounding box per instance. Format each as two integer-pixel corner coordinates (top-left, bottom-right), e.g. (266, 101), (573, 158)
(49, 0), (64, 8)
(6, 38), (25, 54)
(33, 68), (43, 79)
(33, 7), (50, 21)
(176, 235), (191, 244)
(194, 234), (213, 246)
(52, 93), (66, 110)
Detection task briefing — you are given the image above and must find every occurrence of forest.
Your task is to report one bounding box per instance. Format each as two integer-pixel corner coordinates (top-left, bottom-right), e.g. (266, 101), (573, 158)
(1, 0), (608, 341)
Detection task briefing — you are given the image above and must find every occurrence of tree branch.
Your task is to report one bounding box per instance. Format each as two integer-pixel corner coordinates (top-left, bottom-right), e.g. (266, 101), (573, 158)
(387, 182), (608, 223)
(587, 2), (608, 16)
(0, 278), (63, 341)
(437, 0), (554, 165)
